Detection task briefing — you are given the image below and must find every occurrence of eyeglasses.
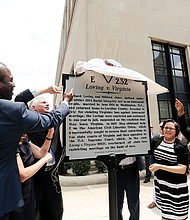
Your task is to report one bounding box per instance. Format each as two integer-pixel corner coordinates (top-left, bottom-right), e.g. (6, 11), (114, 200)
(163, 127), (176, 131)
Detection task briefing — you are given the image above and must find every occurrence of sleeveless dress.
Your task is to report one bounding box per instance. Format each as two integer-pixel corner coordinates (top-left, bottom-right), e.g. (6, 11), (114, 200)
(154, 139), (189, 220)
(9, 139), (36, 220)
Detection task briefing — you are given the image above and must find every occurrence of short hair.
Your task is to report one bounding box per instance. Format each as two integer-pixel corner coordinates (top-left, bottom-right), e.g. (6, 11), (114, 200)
(161, 119), (180, 136)
(29, 96), (45, 108)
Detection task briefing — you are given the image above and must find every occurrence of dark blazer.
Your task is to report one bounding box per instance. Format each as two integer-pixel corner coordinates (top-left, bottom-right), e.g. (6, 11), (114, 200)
(0, 99), (69, 217)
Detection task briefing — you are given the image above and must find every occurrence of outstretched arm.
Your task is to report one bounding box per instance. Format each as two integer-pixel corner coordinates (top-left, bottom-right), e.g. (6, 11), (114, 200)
(14, 85), (63, 105)
(37, 85), (63, 95)
(16, 88), (73, 133)
(17, 152), (52, 182)
(149, 163), (187, 174)
(30, 128), (54, 158)
(17, 127), (55, 182)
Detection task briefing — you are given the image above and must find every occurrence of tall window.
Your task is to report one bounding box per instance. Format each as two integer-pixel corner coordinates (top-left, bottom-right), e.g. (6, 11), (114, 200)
(152, 42), (190, 123)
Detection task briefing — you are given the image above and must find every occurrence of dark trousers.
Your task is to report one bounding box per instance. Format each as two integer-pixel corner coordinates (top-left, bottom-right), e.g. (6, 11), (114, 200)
(34, 167), (63, 220)
(144, 155), (153, 180)
(117, 163), (140, 220)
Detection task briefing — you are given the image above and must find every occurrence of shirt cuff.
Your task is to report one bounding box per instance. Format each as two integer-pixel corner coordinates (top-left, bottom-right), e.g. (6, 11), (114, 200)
(62, 100), (69, 106)
(30, 89), (39, 97)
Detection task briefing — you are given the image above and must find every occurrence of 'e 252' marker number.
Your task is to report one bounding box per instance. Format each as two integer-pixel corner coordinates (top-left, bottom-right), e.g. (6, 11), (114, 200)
(115, 78), (128, 85)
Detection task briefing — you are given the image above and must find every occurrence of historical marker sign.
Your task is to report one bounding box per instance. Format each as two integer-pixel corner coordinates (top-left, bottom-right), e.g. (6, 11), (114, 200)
(63, 70), (151, 160)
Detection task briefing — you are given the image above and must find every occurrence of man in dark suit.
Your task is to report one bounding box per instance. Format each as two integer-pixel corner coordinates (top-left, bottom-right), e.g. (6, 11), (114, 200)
(117, 156), (144, 220)
(15, 87), (65, 220)
(0, 62), (73, 220)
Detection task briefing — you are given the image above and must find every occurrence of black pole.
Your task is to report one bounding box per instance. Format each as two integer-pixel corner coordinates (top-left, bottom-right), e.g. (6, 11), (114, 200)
(107, 153), (118, 220)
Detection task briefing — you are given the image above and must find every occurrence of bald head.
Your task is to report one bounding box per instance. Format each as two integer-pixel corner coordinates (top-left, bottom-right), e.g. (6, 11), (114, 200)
(0, 62), (8, 81)
(0, 63), (15, 100)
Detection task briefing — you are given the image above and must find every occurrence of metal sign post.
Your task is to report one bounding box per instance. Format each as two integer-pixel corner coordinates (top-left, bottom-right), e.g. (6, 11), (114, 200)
(107, 154), (118, 220)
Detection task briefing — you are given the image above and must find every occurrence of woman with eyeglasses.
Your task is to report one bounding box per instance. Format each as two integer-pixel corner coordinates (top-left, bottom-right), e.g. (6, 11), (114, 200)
(149, 119), (189, 220)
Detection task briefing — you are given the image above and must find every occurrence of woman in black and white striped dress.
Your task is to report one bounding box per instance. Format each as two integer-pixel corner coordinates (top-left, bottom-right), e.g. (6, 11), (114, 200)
(150, 119), (189, 220)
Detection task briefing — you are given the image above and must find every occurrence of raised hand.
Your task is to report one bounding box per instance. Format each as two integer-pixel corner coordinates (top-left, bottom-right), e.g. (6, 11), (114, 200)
(38, 85), (63, 95)
(63, 88), (74, 103)
(175, 98), (185, 117)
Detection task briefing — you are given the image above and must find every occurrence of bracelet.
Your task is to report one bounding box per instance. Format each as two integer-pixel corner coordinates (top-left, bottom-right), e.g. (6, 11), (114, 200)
(46, 136), (53, 140)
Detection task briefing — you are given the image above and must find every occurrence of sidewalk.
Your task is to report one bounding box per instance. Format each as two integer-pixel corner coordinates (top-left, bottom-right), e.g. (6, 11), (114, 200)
(60, 172), (190, 220)
(59, 171), (161, 220)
